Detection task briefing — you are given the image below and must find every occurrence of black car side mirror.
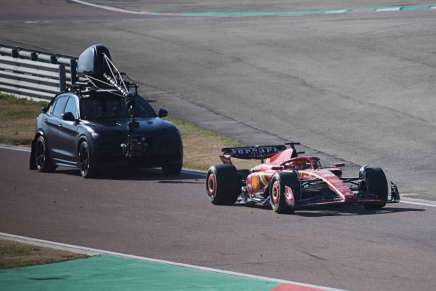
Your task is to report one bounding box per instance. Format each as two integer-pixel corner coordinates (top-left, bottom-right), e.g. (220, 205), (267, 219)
(62, 112), (76, 121)
(158, 109), (168, 118)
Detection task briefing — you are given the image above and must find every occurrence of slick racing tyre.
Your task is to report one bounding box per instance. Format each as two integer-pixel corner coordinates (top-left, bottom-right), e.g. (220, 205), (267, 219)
(360, 167), (388, 210)
(34, 135), (56, 172)
(270, 171), (300, 214)
(78, 141), (98, 178)
(206, 164), (241, 205)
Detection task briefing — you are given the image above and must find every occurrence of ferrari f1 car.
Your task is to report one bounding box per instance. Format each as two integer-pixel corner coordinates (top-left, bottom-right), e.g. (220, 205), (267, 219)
(206, 143), (400, 213)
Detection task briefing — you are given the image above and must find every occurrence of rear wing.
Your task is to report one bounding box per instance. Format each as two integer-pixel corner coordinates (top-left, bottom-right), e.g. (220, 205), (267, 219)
(221, 145), (287, 160)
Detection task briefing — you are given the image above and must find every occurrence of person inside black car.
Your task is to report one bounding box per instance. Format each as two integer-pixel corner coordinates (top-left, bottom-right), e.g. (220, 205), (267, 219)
(80, 93), (156, 120)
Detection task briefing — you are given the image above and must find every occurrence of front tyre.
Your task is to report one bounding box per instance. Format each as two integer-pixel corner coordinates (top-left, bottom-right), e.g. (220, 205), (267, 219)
(78, 141), (98, 178)
(34, 136), (56, 172)
(206, 164), (241, 205)
(360, 167), (388, 210)
(270, 172), (300, 214)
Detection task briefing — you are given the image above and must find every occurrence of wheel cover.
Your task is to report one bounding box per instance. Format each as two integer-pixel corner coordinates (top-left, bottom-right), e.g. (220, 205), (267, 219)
(271, 180), (280, 205)
(35, 139), (45, 169)
(207, 174), (216, 198)
(79, 146), (89, 175)
(284, 186), (295, 207)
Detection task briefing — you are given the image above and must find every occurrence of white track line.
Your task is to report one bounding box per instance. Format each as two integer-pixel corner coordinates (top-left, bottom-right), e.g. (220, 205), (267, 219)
(0, 232), (343, 291)
(376, 7), (401, 12)
(0, 144), (30, 152)
(1, 144), (435, 207)
(70, 0), (175, 16)
(399, 199), (436, 207)
(324, 9), (348, 14)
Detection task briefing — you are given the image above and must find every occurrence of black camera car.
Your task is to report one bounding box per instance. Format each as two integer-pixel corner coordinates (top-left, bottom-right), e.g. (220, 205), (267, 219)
(30, 44), (183, 177)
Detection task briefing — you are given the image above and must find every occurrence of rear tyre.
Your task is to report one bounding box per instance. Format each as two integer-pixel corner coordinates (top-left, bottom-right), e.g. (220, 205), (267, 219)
(361, 167), (388, 210)
(78, 141), (98, 178)
(206, 164), (241, 205)
(270, 172), (300, 214)
(34, 136), (56, 172)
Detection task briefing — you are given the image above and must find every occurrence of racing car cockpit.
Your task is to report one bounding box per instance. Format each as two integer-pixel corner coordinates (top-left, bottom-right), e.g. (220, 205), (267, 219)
(283, 157), (322, 170)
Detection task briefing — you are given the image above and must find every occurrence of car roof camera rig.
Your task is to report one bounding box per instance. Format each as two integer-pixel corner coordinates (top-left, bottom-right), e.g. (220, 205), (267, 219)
(75, 44), (142, 158)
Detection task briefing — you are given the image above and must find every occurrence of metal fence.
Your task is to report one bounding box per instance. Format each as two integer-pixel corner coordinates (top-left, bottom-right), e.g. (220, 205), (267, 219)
(0, 44), (77, 100)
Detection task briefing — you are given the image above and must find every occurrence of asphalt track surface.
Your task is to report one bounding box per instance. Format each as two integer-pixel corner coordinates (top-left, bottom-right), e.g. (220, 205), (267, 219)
(2, 1), (436, 290)
(2, 0), (436, 198)
(2, 147), (436, 291)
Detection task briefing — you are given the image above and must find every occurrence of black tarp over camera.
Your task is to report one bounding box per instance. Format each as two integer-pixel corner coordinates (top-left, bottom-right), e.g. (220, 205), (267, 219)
(77, 44), (112, 79)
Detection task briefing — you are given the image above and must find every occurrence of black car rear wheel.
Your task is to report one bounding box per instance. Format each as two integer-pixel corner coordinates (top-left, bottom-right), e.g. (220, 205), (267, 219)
(361, 167), (388, 210)
(34, 136), (56, 172)
(78, 141), (98, 178)
(206, 164), (241, 205)
(270, 172), (300, 214)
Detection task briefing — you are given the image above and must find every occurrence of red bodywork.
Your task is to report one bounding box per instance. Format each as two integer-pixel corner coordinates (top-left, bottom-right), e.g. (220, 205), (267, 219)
(211, 143), (399, 211)
(221, 146), (373, 205)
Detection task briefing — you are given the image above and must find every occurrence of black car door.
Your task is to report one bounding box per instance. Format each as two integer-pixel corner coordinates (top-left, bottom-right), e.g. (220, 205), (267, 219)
(45, 94), (68, 161)
(58, 95), (80, 164)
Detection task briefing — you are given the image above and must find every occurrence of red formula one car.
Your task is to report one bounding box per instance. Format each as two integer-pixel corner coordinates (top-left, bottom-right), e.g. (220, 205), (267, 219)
(206, 143), (400, 213)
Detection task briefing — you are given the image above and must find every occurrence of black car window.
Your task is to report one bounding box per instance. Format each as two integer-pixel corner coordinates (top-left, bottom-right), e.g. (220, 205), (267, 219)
(52, 96), (68, 118)
(48, 100), (57, 114)
(80, 94), (156, 120)
(133, 96), (157, 117)
(64, 96), (79, 119)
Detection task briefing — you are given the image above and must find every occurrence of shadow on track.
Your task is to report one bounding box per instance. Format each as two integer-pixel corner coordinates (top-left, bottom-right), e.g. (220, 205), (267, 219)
(53, 167), (205, 183)
(294, 205), (425, 217)
(232, 203), (425, 217)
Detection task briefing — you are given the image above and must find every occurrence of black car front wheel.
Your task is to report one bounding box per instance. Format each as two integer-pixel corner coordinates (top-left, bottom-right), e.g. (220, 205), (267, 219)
(162, 161), (182, 175)
(162, 144), (183, 175)
(34, 136), (56, 172)
(78, 141), (98, 178)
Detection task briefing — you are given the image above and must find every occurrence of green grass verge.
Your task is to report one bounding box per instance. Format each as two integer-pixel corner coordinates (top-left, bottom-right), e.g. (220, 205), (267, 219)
(0, 93), (48, 145)
(164, 116), (243, 170)
(0, 239), (86, 269)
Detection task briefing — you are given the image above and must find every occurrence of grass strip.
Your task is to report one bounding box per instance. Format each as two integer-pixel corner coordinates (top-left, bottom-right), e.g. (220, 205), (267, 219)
(0, 239), (86, 269)
(0, 94), (47, 145)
